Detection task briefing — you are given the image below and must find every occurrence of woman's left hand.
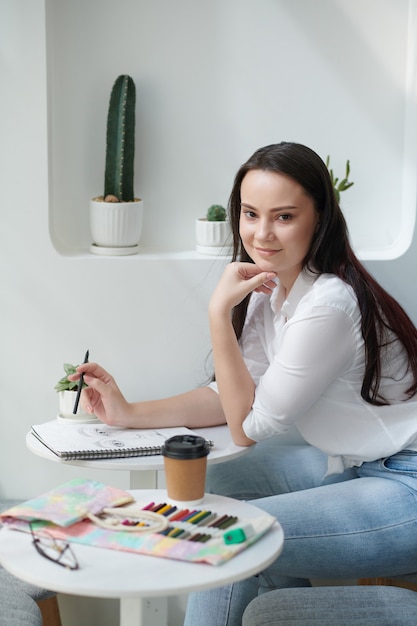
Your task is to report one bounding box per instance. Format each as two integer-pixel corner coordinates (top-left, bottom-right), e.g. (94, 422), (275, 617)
(209, 262), (276, 314)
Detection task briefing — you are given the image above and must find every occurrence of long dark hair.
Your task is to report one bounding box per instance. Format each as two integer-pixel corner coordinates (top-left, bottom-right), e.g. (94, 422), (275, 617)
(229, 142), (417, 405)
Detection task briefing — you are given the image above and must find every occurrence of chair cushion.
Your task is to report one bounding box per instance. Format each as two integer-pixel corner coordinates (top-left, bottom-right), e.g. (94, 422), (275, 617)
(242, 586), (417, 626)
(0, 499), (55, 601)
(0, 587), (42, 626)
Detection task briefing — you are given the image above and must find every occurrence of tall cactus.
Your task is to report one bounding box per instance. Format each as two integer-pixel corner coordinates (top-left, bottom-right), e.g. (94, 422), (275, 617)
(104, 75), (136, 202)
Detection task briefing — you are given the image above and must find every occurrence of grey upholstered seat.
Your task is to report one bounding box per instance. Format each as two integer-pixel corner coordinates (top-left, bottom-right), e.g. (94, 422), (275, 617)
(0, 587), (42, 626)
(242, 585), (417, 626)
(0, 499), (56, 601)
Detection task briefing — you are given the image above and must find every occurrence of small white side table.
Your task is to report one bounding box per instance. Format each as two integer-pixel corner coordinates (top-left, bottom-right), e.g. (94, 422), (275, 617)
(26, 423), (250, 488)
(0, 489), (284, 626)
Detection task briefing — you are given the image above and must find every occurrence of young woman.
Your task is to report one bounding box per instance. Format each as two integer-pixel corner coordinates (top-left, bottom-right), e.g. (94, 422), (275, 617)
(72, 142), (417, 625)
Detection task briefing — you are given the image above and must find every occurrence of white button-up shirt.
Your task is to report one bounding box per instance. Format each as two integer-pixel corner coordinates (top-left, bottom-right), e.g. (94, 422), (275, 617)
(210, 270), (417, 475)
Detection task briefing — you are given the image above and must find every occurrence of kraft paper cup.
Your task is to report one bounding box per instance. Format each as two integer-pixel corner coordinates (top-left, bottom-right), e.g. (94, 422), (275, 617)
(162, 435), (211, 506)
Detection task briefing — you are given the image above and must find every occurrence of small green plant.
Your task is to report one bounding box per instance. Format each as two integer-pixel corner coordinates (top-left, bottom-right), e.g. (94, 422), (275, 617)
(103, 74), (136, 203)
(326, 156), (354, 203)
(206, 204), (227, 221)
(54, 363), (86, 392)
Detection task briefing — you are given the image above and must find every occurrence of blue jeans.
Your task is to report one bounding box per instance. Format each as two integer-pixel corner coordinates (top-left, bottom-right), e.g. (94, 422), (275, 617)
(184, 438), (417, 626)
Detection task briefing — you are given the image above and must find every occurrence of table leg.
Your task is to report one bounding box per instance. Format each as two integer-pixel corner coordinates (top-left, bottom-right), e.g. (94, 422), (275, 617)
(129, 470), (158, 489)
(120, 597), (142, 626)
(120, 597), (167, 626)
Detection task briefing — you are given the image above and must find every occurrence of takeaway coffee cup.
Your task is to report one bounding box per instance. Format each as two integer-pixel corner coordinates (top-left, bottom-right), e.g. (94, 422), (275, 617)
(162, 435), (211, 506)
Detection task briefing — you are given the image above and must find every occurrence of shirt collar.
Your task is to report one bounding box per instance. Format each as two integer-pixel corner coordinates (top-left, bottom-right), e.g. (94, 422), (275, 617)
(272, 268), (318, 319)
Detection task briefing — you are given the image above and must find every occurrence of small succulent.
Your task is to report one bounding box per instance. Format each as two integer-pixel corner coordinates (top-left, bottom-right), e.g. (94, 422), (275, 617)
(326, 156), (354, 203)
(206, 204), (227, 221)
(54, 363), (86, 392)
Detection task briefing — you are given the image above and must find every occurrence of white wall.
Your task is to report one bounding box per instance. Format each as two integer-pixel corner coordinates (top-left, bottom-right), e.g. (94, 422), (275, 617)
(1, 1), (417, 624)
(0, 0), (228, 504)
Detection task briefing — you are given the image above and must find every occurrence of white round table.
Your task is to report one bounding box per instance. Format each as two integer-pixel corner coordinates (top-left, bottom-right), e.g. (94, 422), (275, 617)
(26, 423), (250, 488)
(0, 489), (284, 626)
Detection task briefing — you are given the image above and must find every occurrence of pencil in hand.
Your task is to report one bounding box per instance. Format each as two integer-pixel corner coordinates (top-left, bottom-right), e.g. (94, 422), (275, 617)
(73, 349), (89, 414)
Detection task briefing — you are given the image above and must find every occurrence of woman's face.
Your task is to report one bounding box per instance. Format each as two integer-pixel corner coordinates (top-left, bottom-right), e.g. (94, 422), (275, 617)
(239, 169), (319, 291)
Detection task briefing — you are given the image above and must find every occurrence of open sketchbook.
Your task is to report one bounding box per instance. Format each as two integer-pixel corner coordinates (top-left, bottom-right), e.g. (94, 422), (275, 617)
(31, 421), (211, 460)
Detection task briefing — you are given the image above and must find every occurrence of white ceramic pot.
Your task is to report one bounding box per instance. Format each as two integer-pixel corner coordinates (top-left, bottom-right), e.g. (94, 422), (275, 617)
(57, 390), (97, 422)
(90, 198), (144, 255)
(195, 218), (233, 255)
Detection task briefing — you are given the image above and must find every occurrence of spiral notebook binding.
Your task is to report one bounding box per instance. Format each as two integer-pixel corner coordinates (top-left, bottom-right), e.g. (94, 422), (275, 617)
(62, 441), (213, 460)
(31, 422), (215, 461)
(62, 445), (163, 460)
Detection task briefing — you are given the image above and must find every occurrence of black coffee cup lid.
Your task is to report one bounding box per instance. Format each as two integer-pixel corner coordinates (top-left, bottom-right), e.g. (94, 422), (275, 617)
(162, 435), (210, 459)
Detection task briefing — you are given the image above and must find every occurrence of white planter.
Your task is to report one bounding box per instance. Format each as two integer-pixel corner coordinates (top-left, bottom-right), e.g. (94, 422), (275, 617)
(90, 198), (144, 256)
(195, 218), (233, 255)
(57, 391), (98, 423)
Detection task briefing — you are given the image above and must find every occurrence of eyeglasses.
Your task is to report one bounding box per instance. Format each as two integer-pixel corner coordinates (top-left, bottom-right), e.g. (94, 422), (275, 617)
(29, 522), (79, 570)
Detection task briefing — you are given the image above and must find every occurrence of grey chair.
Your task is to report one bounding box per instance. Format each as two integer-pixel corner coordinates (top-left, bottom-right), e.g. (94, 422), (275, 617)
(0, 586), (42, 626)
(242, 584), (417, 626)
(0, 499), (61, 626)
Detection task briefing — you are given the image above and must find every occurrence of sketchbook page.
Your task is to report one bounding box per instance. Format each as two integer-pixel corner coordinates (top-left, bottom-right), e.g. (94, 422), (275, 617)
(30, 421), (199, 459)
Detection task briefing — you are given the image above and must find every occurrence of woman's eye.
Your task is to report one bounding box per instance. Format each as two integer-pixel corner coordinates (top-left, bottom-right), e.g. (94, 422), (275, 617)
(243, 210), (257, 219)
(278, 213), (292, 221)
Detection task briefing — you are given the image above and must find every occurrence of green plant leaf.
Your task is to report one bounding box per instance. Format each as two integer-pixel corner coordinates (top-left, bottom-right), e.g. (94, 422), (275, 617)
(55, 363), (86, 392)
(326, 156), (354, 201)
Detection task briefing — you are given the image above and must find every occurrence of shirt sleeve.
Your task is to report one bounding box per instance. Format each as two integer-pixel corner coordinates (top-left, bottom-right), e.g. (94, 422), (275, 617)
(242, 305), (357, 441)
(239, 298), (270, 385)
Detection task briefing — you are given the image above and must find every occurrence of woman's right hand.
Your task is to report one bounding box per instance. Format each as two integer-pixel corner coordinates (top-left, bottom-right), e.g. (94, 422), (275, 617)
(68, 363), (132, 426)
(209, 262), (276, 316)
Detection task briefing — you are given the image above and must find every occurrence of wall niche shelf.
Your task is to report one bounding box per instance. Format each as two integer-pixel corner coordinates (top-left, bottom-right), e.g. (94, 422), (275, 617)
(55, 248), (232, 262)
(46, 0), (417, 261)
